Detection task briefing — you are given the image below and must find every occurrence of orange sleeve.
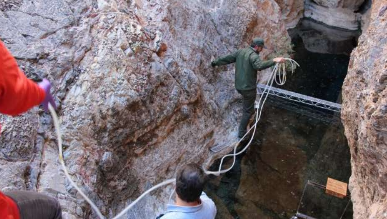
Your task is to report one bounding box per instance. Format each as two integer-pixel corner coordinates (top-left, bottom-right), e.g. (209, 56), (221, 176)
(0, 191), (20, 219)
(0, 41), (45, 116)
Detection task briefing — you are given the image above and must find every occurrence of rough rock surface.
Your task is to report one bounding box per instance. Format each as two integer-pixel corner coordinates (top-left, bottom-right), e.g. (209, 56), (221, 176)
(274, 0), (304, 29)
(304, 0), (367, 30)
(313, 0), (365, 10)
(342, 0), (387, 218)
(0, 0), (292, 218)
(289, 19), (360, 55)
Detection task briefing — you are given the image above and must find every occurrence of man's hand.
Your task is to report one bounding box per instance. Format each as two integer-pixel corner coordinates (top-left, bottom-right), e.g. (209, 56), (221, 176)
(211, 61), (216, 67)
(273, 57), (286, 63)
(38, 78), (57, 112)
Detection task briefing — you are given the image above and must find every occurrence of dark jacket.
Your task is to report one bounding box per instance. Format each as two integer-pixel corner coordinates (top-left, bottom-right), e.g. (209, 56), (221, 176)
(212, 47), (275, 90)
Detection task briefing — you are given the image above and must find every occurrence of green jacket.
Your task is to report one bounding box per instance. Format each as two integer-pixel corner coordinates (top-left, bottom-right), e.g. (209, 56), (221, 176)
(213, 47), (275, 91)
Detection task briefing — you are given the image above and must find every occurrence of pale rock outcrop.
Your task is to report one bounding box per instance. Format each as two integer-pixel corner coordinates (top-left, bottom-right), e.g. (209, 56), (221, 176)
(0, 0), (292, 218)
(304, 0), (367, 30)
(274, 0), (304, 29)
(313, 0), (365, 10)
(342, 0), (387, 218)
(275, 0), (371, 31)
(289, 19), (360, 55)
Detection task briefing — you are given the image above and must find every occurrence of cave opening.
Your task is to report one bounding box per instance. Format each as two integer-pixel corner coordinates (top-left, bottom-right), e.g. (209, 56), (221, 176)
(204, 18), (360, 219)
(355, 0), (372, 14)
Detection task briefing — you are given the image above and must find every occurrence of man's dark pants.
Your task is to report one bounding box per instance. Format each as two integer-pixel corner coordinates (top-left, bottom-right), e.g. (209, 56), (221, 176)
(5, 190), (62, 219)
(237, 89), (256, 138)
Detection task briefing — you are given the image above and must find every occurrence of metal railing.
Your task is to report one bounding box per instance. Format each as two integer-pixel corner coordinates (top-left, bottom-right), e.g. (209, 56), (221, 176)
(257, 84), (342, 112)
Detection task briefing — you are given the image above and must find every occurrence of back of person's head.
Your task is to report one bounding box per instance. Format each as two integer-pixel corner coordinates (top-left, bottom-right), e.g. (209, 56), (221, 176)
(176, 163), (206, 203)
(250, 37), (265, 48)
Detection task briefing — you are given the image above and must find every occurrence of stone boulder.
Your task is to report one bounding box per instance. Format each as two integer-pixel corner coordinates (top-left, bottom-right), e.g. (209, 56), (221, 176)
(341, 0), (387, 218)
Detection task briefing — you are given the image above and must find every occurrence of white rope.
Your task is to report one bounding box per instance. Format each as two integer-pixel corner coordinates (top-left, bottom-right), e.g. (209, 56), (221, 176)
(48, 58), (299, 218)
(204, 58), (299, 175)
(49, 104), (175, 219)
(111, 179), (175, 219)
(48, 104), (105, 219)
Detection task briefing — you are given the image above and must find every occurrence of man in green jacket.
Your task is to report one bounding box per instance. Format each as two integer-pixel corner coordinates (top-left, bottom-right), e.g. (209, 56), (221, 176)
(211, 37), (285, 139)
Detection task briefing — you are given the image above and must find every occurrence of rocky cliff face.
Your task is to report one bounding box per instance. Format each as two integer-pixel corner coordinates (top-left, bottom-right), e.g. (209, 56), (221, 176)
(0, 0), (292, 218)
(275, 0), (371, 31)
(274, 0), (304, 28)
(342, 1), (387, 218)
(304, 0), (368, 30)
(275, 0), (372, 31)
(289, 19), (360, 55)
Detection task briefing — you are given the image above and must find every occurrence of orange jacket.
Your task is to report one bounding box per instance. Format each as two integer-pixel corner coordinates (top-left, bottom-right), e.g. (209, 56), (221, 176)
(0, 40), (45, 116)
(0, 192), (20, 219)
(0, 40), (45, 219)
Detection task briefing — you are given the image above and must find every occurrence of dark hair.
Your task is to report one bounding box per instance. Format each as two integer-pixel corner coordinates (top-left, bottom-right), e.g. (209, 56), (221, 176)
(175, 163), (206, 202)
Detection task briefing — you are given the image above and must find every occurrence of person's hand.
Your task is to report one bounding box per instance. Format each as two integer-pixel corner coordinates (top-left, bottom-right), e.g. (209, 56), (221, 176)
(211, 61), (216, 67)
(38, 78), (56, 112)
(273, 57), (286, 63)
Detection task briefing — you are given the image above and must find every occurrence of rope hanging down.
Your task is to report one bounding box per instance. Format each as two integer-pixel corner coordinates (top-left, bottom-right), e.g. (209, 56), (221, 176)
(49, 104), (175, 219)
(204, 58), (299, 175)
(48, 58), (299, 218)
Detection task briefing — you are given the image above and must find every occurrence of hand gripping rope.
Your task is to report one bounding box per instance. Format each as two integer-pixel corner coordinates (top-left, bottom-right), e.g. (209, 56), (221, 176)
(203, 58), (299, 175)
(48, 58), (299, 218)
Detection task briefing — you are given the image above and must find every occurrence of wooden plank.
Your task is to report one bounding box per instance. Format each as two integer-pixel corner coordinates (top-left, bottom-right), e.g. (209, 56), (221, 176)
(326, 177), (347, 199)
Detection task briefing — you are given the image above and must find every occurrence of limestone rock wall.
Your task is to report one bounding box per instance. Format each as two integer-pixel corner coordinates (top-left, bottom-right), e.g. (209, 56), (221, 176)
(274, 0), (304, 29)
(304, 0), (368, 30)
(274, 0), (370, 31)
(0, 0), (292, 218)
(288, 19), (360, 55)
(342, 1), (387, 218)
(313, 0), (365, 10)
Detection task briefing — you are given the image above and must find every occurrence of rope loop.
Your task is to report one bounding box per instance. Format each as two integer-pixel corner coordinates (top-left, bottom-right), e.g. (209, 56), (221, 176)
(203, 58), (299, 175)
(49, 58), (299, 218)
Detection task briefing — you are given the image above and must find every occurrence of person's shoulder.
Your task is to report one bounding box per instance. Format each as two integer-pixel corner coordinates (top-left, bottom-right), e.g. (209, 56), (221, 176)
(200, 193), (217, 218)
(0, 40), (11, 62)
(202, 197), (216, 207)
(240, 47), (251, 53)
(234, 48), (243, 56)
(201, 193), (216, 208)
(235, 48), (250, 57)
(159, 212), (185, 219)
(249, 51), (260, 60)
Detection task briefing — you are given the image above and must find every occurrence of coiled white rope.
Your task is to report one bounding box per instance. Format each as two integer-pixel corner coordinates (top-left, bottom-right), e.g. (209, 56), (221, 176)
(204, 58), (299, 175)
(48, 58), (298, 218)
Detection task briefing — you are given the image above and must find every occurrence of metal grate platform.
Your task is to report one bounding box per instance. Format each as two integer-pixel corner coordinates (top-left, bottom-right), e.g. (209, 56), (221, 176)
(257, 84), (342, 112)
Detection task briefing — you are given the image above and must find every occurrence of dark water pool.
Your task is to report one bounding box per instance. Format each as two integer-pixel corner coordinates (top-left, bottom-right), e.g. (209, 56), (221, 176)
(205, 19), (360, 219)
